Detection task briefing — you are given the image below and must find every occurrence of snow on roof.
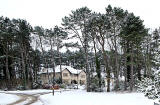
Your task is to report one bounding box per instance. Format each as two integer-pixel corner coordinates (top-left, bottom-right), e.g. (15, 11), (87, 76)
(39, 65), (83, 74)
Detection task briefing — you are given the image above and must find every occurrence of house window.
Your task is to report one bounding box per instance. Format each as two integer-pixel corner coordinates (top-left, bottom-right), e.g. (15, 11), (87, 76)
(81, 75), (85, 78)
(63, 73), (68, 77)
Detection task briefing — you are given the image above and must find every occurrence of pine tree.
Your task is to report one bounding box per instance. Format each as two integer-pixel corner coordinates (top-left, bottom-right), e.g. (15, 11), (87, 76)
(62, 7), (92, 92)
(120, 13), (147, 91)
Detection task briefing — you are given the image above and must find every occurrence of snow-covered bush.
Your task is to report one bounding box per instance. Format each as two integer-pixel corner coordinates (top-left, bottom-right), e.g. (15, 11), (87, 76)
(137, 70), (160, 100)
(137, 77), (153, 93)
(145, 85), (158, 99)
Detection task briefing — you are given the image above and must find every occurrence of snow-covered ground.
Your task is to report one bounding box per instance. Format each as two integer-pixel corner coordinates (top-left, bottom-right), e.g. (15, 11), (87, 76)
(0, 92), (20, 105)
(0, 89), (156, 105)
(3, 89), (53, 95)
(40, 90), (155, 105)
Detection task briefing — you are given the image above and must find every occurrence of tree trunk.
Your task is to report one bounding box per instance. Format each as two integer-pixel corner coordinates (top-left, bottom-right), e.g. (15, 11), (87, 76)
(102, 46), (110, 92)
(5, 42), (11, 89)
(25, 48), (29, 87)
(92, 36), (101, 89)
(130, 46), (134, 91)
(5, 42), (10, 81)
(124, 46), (127, 91)
(137, 64), (141, 81)
(39, 35), (50, 84)
(50, 39), (56, 96)
(114, 35), (119, 91)
(21, 47), (27, 90)
(96, 30), (110, 92)
(84, 33), (90, 92)
(85, 49), (90, 92)
(126, 42), (131, 82)
(57, 42), (62, 84)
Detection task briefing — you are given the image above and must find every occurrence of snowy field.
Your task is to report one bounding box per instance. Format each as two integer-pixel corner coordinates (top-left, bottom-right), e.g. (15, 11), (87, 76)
(0, 89), (156, 105)
(40, 90), (155, 105)
(0, 92), (20, 105)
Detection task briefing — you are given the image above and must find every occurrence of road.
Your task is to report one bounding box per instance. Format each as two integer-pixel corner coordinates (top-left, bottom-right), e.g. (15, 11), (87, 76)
(1, 91), (52, 105)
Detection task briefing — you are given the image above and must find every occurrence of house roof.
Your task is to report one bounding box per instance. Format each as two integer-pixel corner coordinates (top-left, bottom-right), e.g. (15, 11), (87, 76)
(39, 65), (83, 74)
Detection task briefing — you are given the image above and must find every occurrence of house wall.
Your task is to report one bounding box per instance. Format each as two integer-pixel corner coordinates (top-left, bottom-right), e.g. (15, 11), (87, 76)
(40, 73), (49, 84)
(78, 71), (86, 85)
(62, 69), (71, 84)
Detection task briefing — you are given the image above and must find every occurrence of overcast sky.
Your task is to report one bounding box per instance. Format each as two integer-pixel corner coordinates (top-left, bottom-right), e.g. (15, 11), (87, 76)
(0, 0), (160, 29)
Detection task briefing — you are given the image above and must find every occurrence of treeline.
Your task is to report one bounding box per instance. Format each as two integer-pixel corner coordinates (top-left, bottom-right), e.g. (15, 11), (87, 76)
(0, 5), (160, 92)
(0, 17), (36, 89)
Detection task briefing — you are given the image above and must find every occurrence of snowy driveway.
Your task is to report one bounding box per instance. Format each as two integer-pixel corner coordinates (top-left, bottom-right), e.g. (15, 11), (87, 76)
(0, 89), (53, 105)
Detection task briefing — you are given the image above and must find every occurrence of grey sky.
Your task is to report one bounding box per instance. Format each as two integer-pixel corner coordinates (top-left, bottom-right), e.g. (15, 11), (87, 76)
(0, 0), (160, 29)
